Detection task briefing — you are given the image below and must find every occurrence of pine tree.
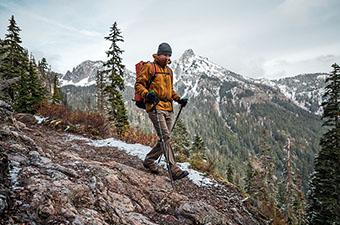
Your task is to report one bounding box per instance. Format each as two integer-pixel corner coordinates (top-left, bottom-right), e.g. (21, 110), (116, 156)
(280, 138), (306, 225)
(190, 134), (208, 171)
(96, 69), (106, 112)
(258, 130), (278, 202)
(226, 163), (234, 183)
(51, 74), (63, 104)
(0, 15), (27, 102)
(191, 134), (206, 158)
(247, 148), (276, 205)
(30, 56), (46, 109)
(245, 129), (287, 224)
(172, 119), (191, 162)
(99, 22), (129, 136)
(0, 38), (4, 99)
(306, 63), (340, 225)
(38, 57), (50, 93)
(38, 57), (48, 78)
(14, 53), (45, 113)
(245, 157), (265, 201)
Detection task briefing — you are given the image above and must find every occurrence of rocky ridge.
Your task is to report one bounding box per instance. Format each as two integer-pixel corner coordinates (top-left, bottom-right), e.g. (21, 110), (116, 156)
(0, 101), (268, 225)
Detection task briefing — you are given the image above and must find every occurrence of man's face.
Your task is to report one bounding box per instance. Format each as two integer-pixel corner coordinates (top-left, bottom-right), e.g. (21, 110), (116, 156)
(158, 54), (171, 61)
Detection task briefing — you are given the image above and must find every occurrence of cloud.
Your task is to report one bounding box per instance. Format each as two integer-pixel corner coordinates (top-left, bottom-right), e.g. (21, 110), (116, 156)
(264, 54), (340, 78)
(1, 0), (339, 78)
(317, 54), (336, 63)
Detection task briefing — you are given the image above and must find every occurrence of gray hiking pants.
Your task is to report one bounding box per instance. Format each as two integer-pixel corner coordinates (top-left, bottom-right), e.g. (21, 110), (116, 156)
(144, 110), (177, 167)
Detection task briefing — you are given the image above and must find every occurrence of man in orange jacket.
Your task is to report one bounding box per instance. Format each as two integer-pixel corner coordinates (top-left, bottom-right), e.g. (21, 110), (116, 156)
(135, 43), (189, 181)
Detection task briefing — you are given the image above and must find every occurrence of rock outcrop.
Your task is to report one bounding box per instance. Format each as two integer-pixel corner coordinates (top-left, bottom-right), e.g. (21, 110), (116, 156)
(0, 101), (268, 225)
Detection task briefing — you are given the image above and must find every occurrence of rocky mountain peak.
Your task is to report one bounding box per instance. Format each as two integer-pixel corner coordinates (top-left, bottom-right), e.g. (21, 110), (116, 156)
(268, 73), (328, 115)
(179, 49), (195, 61)
(61, 60), (104, 86)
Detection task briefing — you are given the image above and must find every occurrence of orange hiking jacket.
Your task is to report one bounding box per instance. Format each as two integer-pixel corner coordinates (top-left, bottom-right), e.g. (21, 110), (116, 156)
(135, 55), (181, 112)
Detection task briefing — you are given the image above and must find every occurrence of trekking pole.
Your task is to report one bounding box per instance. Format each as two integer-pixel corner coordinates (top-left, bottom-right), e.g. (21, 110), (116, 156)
(154, 108), (175, 189)
(171, 105), (183, 133)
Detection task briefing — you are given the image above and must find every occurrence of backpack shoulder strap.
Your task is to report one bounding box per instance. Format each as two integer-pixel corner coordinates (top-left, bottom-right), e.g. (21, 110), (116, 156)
(166, 65), (173, 76)
(146, 62), (157, 89)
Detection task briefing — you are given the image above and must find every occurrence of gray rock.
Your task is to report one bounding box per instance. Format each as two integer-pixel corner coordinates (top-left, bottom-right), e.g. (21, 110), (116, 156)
(178, 200), (227, 225)
(127, 212), (158, 225)
(0, 100), (13, 123)
(0, 194), (8, 215)
(15, 113), (37, 125)
(0, 100), (12, 112)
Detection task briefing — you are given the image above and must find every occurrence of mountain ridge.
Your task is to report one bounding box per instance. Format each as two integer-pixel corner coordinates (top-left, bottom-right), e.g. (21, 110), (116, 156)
(60, 50), (326, 115)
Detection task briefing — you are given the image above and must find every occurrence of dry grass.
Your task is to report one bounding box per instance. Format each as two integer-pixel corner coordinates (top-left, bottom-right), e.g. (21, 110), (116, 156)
(37, 103), (110, 137)
(37, 103), (157, 145)
(115, 127), (157, 147)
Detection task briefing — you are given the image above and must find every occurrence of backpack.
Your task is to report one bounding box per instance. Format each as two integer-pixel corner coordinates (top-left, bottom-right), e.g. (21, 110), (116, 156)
(134, 61), (157, 109)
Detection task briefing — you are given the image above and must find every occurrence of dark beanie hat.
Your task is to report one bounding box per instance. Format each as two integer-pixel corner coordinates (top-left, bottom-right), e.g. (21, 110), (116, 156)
(157, 43), (172, 56)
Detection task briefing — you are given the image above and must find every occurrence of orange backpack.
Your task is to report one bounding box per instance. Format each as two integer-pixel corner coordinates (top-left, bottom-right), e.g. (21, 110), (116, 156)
(134, 61), (156, 109)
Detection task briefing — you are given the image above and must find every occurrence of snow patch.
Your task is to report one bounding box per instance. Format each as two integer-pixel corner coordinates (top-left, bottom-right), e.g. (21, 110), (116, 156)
(65, 134), (217, 187)
(34, 115), (47, 124)
(9, 161), (21, 189)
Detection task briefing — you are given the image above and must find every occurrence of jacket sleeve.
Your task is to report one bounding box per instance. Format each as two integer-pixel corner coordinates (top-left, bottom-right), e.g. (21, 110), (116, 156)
(135, 64), (151, 98)
(172, 89), (181, 102)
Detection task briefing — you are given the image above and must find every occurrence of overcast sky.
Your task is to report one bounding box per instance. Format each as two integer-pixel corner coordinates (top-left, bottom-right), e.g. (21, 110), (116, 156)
(1, 0), (339, 79)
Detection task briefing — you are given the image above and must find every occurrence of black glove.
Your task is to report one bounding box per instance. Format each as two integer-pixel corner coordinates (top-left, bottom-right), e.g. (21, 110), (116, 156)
(146, 92), (159, 104)
(178, 98), (188, 107)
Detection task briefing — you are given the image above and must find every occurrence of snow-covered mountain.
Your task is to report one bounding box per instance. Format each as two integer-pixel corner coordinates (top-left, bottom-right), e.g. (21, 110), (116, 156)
(59, 49), (328, 118)
(271, 73), (327, 115)
(172, 49), (247, 97)
(60, 50), (327, 115)
(61, 60), (103, 87)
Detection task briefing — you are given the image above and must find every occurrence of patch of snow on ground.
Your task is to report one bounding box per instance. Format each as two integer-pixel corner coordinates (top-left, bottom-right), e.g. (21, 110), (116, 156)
(9, 161), (21, 189)
(178, 162), (217, 187)
(34, 115), (47, 124)
(65, 134), (94, 142)
(65, 134), (217, 187)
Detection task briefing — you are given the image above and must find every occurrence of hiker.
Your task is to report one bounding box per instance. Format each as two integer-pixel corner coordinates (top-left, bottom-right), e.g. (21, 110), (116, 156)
(135, 42), (189, 181)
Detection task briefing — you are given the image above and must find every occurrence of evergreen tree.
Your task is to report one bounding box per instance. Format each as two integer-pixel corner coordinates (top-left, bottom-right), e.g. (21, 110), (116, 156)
(38, 57), (49, 78)
(245, 129), (287, 224)
(51, 74), (63, 104)
(0, 15), (27, 102)
(306, 63), (340, 225)
(226, 163), (234, 183)
(280, 138), (305, 225)
(99, 22), (129, 135)
(248, 146), (276, 205)
(172, 119), (191, 162)
(260, 139), (279, 214)
(0, 38), (4, 99)
(38, 57), (50, 92)
(30, 56), (46, 108)
(190, 134), (206, 158)
(190, 134), (208, 170)
(96, 69), (106, 112)
(245, 157), (264, 200)
(14, 53), (46, 113)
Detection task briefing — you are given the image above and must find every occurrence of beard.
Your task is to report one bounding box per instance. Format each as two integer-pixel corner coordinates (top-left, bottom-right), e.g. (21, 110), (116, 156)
(154, 54), (171, 68)
(158, 58), (168, 68)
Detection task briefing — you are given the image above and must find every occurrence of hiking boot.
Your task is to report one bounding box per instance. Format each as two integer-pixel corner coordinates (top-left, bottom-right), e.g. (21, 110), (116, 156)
(171, 167), (189, 181)
(143, 161), (160, 174)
